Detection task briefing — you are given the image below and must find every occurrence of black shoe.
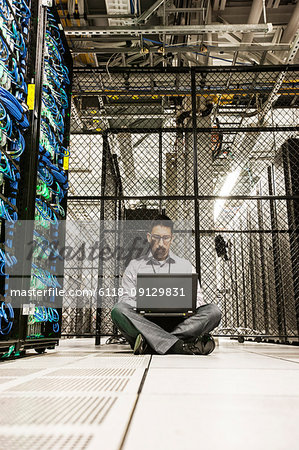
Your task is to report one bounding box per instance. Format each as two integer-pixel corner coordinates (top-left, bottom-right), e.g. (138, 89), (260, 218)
(168, 339), (194, 355)
(180, 343), (195, 355)
(133, 334), (148, 355)
(190, 334), (216, 355)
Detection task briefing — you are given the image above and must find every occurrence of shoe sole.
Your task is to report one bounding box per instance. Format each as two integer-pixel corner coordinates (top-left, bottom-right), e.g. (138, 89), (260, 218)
(203, 339), (216, 355)
(133, 334), (144, 355)
(193, 337), (216, 355)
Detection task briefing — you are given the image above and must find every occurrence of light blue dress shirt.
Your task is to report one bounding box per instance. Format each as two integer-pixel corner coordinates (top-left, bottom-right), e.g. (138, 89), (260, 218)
(119, 249), (205, 308)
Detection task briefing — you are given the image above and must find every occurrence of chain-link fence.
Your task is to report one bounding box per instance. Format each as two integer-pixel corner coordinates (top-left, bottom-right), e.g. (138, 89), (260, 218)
(63, 65), (299, 343)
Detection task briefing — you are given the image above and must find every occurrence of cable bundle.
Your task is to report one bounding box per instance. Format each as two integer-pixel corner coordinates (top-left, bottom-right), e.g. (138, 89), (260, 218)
(31, 263), (61, 288)
(0, 198), (17, 221)
(0, 2), (30, 334)
(0, 154), (19, 182)
(36, 180), (51, 200)
(36, 7), (70, 221)
(0, 1), (30, 99)
(0, 301), (14, 335)
(0, 248), (17, 275)
(0, 86), (28, 128)
(28, 305), (59, 333)
(0, 0), (30, 117)
(35, 197), (58, 225)
(28, 8), (70, 342)
(32, 229), (62, 260)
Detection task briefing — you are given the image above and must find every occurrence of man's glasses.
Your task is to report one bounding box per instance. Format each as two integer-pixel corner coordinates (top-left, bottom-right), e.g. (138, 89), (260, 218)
(150, 234), (172, 243)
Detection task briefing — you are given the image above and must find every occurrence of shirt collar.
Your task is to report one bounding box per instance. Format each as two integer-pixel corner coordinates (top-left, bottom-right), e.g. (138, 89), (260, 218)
(146, 249), (176, 265)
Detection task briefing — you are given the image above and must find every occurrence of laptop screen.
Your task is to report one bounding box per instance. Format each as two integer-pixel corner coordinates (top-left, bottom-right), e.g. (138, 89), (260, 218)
(136, 273), (197, 312)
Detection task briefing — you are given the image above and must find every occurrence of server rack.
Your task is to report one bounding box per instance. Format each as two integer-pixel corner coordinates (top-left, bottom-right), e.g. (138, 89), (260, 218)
(0, 1), (71, 358)
(0, 0), (31, 357)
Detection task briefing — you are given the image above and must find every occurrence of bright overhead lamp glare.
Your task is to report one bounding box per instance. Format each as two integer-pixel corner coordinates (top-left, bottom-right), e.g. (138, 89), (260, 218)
(214, 168), (242, 221)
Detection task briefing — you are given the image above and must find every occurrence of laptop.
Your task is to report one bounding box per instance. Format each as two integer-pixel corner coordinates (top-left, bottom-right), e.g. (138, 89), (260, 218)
(136, 273), (198, 317)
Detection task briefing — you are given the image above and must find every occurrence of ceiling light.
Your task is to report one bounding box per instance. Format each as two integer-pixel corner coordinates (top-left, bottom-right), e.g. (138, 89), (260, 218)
(214, 168), (242, 221)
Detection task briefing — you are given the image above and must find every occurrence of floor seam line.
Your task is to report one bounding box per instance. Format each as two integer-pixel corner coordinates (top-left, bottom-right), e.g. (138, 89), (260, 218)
(118, 355), (152, 450)
(241, 350), (299, 365)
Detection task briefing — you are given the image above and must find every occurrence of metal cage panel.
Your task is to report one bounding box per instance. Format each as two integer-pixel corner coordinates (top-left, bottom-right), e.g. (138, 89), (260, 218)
(64, 65), (299, 342)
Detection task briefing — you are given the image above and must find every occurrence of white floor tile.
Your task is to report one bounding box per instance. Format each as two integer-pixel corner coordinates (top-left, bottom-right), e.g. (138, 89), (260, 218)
(123, 393), (299, 450)
(1, 338), (298, 450)
(150, 351), (299, 369)
(140, 367), (299, 396)
(0, 340), (148, 450)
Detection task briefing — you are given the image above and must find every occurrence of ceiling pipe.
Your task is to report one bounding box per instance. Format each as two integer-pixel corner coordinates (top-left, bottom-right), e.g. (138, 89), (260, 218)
(281, 0), (299, 43)
(205, 0), (212, 65)
(241, 0), (263, 44)
(135, 0), (166, 24)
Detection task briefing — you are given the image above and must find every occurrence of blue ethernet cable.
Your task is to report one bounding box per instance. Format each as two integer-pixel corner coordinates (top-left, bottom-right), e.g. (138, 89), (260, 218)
(0, 199), (18, 222)
(0, 301), (14, 335)
(0, 86), (29, 128)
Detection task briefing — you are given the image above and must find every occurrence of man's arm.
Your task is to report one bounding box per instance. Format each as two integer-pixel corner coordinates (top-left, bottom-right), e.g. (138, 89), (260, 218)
(118, 260), (137, 307)
(191, 266), (205, 307)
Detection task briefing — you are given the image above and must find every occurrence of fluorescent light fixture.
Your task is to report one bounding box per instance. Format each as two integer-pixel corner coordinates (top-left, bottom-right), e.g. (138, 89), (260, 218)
(214, 167), (242, 221)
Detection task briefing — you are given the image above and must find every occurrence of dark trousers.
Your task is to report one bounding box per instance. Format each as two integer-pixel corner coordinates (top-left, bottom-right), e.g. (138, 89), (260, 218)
(111, 302), (222, 355)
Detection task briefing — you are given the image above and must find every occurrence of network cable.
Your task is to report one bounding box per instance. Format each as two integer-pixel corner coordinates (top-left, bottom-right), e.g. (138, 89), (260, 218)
(33, 229), (62, 260)
(0, 301), (14, 335)
(29, 7), (70, 336)
(0, 1), (30, 312)
(35, 197), (58, 225)
(28, 305), (60, 333)
(32, 263), (61, 288)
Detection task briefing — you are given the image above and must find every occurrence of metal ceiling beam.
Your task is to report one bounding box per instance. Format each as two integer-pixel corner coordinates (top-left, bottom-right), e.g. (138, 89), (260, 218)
(71, 37), (140, 42)
(281, 0), (299, 43)
(135, 0), (166, 24)
(222, 32), (242, 45)
(64, 23), (273, 36)
(81, 114), (173, 118)
(214, 0), (220, 10)
(220, 0), (227, 10)
(205, 1), (212, 65)
(258, 34), (299, 118)
(86, 14), (134, 19)
(71, 48), (137, 54)
(241, 0), (263, 45)
(70, 44), (290, 54)
(168, 44), (289, 52)
(165, 8), (206, 12)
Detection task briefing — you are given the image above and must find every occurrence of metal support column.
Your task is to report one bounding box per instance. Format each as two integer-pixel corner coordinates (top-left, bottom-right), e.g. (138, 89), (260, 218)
(257, 196), (270, 333)
(95, 132), (108, 345)
(268, 165), (287, 339)
(159, 131), (163, 214)
(191, 69), (201, 282)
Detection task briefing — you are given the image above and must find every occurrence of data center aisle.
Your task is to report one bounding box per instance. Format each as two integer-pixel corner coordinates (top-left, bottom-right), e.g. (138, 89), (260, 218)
(123, 340), (299, 450)
(0, 339), (298, 450)
(0, 338), (150, 450)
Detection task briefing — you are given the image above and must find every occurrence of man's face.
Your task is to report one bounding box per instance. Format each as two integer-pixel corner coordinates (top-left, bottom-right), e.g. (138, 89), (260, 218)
(147, 225), (173, 261)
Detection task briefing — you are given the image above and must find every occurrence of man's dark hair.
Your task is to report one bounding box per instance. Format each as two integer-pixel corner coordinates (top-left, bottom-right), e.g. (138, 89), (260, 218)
(149, 214), (174, 233)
